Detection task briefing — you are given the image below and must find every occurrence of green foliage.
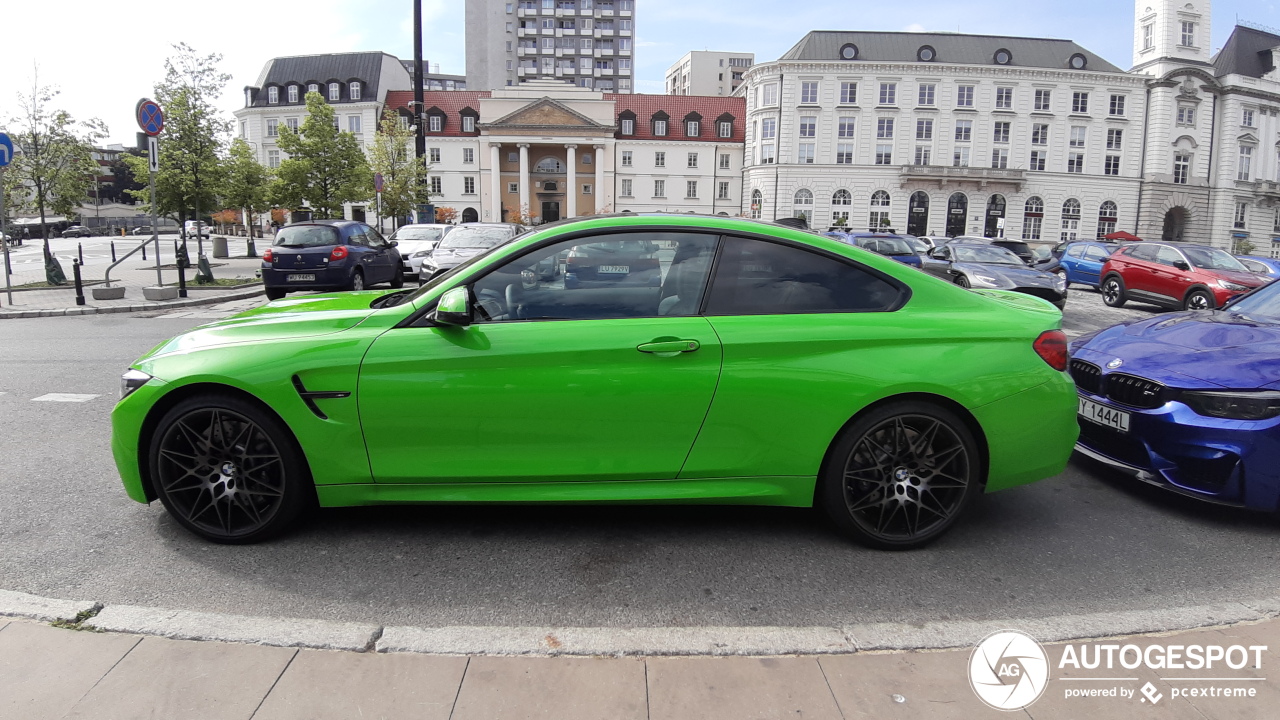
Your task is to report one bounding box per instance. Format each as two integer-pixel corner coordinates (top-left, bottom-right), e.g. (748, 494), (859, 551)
(272, 92), (371, 219)
(367, 115), (430, 226)
(1233, 238), (1256, 256)
(222, 138), (271, 231)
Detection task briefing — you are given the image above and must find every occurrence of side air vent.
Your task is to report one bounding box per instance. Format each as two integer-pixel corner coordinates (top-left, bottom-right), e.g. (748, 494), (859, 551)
(291, 375), (351, 420)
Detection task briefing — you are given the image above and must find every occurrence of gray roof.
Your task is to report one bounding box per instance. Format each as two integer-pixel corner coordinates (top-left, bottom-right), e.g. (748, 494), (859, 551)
(246, 52), (399, 107)
(1212, 25), (1280, 79)
(776, 31), (1123, 73)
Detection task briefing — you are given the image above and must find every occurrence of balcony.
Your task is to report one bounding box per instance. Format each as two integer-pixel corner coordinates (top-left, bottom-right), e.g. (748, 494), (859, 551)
(1257, 179), (1280, 199)
(898, 165), (1026, 188)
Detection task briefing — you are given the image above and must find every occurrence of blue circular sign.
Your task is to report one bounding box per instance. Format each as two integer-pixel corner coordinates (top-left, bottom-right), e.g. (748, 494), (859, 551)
(136, 99), (164, 137)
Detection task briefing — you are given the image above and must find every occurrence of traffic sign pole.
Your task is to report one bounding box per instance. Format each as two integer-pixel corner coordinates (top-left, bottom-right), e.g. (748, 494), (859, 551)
(137, 101), (165, 288)
(0, 132), (13, 306)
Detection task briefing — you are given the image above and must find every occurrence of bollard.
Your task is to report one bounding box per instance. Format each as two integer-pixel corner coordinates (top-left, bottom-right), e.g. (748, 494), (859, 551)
(111, 241), (116, 262)
(141, 242), (147, 261)
(177, 259), (188, 298)
(73, 259), (86, 306)
(78, 242), (84, 264)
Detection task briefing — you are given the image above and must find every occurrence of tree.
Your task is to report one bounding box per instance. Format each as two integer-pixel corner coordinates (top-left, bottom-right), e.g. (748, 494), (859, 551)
(272, 92), (371, 219)
(100, 149), (145, 204)
(6, 69), (106, 282)
(504, 204), (539, 227)
(367, 115), (428, 229)
(433, 206), (458, 225)
(221, 138), (271, 243)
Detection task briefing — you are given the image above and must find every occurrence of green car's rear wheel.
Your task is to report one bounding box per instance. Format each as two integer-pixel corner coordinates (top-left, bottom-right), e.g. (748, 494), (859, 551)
(150, 394), (311, 544)
(821, 401), (980, 550)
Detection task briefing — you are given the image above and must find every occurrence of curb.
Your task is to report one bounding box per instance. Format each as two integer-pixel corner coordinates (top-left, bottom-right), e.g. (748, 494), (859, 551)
(3, 589), (1278, 657)
(0, 288), (265, 320)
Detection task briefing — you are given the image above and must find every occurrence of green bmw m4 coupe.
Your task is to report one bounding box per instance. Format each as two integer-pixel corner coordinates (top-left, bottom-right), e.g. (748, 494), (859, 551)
(111, 214), (1078, 549)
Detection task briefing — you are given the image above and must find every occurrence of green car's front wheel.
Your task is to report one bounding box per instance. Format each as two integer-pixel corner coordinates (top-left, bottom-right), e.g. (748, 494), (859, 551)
(820, 401), (980, 550)
(149, 394), (312, 543)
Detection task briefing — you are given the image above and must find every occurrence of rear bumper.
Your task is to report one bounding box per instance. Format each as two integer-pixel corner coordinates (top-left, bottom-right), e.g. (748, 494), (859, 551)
(973, 375), (1079, 492)
(262, 265), (352, 290)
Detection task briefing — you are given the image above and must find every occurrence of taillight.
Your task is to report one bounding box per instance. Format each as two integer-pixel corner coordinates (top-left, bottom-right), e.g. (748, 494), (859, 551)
(262, 249), (273, 262)
(330, 246), (349, 261)
(1033, 330), (1068, 371)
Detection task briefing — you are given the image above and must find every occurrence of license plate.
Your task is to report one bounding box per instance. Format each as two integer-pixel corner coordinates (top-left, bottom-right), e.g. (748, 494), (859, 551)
(598, 265), (629, 274)
(1078, 396), (1130, 432)
(287, 274), (315, 282)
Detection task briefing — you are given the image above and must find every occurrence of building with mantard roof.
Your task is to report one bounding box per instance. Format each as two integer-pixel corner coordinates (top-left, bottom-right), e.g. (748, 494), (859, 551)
(383, 79), (744, 224)
(1131, 0), (1280, 255)
(737, 29), (1147, 240)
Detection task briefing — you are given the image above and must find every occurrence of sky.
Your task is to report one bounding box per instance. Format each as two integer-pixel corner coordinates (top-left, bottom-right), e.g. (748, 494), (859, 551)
(2, 0), (1275, 147)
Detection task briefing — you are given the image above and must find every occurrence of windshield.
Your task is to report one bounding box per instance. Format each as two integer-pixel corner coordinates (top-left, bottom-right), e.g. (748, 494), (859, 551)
(860, 237), (914, 255)
(1184, 246), (1249, 273)
(1227, 281), (1280, 320)
(953, 245), (1024, 265)
(393, 227), (446, 243)
(439, 226), (513, 250)
(274, 225), (340, 248)
(901, 236), (929, 253)
(403, 248), (498, 303)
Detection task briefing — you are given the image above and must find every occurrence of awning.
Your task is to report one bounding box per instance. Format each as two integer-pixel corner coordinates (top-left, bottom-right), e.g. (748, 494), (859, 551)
(10, 216), (68, 226)
(1103, 230), (1143, 241)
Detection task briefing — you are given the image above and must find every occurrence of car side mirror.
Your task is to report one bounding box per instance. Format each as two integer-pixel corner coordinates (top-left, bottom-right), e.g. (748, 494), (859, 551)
(388, 240), (398, 247)
(929, 248), (946, 260)
(434, 286), (472, 326)
(1174, 261), (1190, 272)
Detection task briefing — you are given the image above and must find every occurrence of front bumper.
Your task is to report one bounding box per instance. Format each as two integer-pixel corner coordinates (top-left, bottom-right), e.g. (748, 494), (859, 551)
(1074, 390), (1280, 510)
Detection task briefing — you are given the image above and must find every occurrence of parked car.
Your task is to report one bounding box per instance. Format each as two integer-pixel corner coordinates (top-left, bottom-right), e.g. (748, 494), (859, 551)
(1028, 243), (1056, 265)
(1100, 242), (1265, 310)
(417, 223), (523, 283)
(901, 235), (932, 256)
(110, 213), (1078, 548)
(833, 232), (923, 268)
(1236, 255), (1280, 281)
(921, 241), (1068, 309)
(184, 221), (212, 239)
(261, 219), (402, 300)
(563, 236), (662, 287)
(129, 226), (153, 236)
(1048, 241), (1121, 288)
(389, 224), (453, 281)
(61, 225), (95, 238)
(952, 236), (1036, 265)
(1070, 279), (1280, 510)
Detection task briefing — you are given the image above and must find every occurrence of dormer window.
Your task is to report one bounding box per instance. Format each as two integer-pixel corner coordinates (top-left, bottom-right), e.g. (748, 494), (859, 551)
(328, 82), (341, 101)
(462, 115), (475, 132)
(716, 113), (735, 138)
(287, 85), (299, 103)
(654, 119), (667, 136)
(428, 114), (443, 132)
(349, 82), (361, 101)
(684, 113), (701, 137)
(308, 83), (319, 95)
(267, 86), (279, 104)
(618, 109), (636, 136)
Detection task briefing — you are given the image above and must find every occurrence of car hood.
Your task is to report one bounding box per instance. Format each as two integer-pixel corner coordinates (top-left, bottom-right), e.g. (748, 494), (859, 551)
(136, 291), (385, 361)
(956, 262), (1057, 288)
(1071, 310), (1280, 389)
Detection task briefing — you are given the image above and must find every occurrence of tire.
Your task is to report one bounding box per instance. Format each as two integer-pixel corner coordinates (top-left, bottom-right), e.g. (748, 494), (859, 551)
(954, 274), (971, 289)
(1183, 288), (1214, 311)
(265, 287), (286, 301)
(349, 269), (365, 292)
(148, 393), (314, 543)
(818, 401), (982, 550)
(1101, 275), (1127, 308)
(390, 269), (405, 289)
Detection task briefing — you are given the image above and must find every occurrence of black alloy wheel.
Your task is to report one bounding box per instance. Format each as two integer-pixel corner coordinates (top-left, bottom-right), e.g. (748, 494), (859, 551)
(1183, 288), (1214, 311)
(150, 394), (311, 543)
(820, 402), (980, 550)
(1101, 276), (1127, 307)
(954, 274), (971, 289)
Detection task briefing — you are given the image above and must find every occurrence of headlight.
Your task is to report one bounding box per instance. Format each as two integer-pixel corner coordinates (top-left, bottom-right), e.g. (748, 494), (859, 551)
(412, 250), (432, 258)
(969, 273), (1004, 288)
(1180, 390), (1280, 420)
(120, 369), (152, 400)
(1053, 275), (1067, 292)
(1218, 279), (1250, 292)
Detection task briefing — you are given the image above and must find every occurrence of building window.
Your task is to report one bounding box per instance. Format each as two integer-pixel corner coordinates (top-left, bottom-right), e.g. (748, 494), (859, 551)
(267, 86), (279, 104)
(680, 180), (695, 199)
(285, 117), (299, 131)
(1034, 89), (1051, 111)
(429, 176), (443, 194)
(328, 83), (340, 101)
(995, 87), (1013, 109)
(719, 153), (730, 169)
(462, 147), (475, 164)
(1106, 128), (1123, 150)
(1030, 150), (1046, 171)
(687, 152), (698, 168)
(1104, 155), (1120, 175)
(838, 117), (855, 138)
(991, 148), (1009, 169)
(1239, 146), (1254, 181)
(918, 83), (935, 106)
(1243, 109), (1256, 127)
(868, 190), (890, 231)
(760, 144), (776, 164)
(348, 115), (362, 133)
(1109, 95), (1126, 116)
(620, 178), (633, 197)
(349, 82), (361, 100)
(762, 83), (778, 106)
(875, 144), (893, 165)
(287, 85), (299, 103)
(956, 85), (974, 107)
(267, 149), (280, 168)
(798, 144), (815, 164)
(1061, 199), (1081, 242)
(1023, 196), (1044, 240)
(1031, 124), (1048, 146)
(1097, 201), (1118, 239)
(621, 118), (634, 135)
(429, 115), (442, 132)
(654, 151), (666, 167)
(654, 179), (666, 197)
(653, 119), (667, 136)
(464, 177), (476, 194)
(1067, 152), (1084, 173)
(992, 121), (1010, 143)
(877, 118), (894, 139)
(718, 181), (730, 200)
(463, 116), (476, 132)
(799, 116), (816, 138)
(1069, 126), (1086, 148)
(1181, 21), (1196, 47)
(916, 119), (933, 140)
(1173, 152), (1191, 184)
(583, 184), (592, 195)
(582, 153), (592, 165)
(1143, 24), (1153, 50)
(308, 83), (319, 95)
(831, 189), (851, 225)
(1072, 92), (1089, 114)
(266, 119), (279, 137)
(953, 146), (970, 167)
(914, 146), (932, 165)
(718, 120), (732, 137)
(398, 115), (410, 131)
(620, 150), (632, 166)
(686, 120), (700, 137)
(429, 147), (441, 163)
(836, 143), (854, 164)
(1235, 202), (1248, 229)
(954, 119), (972, 142)
(508, 182), (519, 194)
(841, 82), (858, 104)
(1177, 105), (1196, 126)
(800, 81), (818, 104)
(750, 189), (763, 219)
(879, 82), (896, 106)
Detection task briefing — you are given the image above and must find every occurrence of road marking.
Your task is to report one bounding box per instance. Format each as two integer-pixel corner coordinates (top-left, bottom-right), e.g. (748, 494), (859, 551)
(31, 393), (100, 403)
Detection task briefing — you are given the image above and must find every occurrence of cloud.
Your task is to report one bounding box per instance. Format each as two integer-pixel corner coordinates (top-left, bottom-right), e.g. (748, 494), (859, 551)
(903, 23), (927, 32)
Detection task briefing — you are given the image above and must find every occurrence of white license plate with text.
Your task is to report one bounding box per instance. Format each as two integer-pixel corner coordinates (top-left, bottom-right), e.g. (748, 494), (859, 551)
(599, 265), (629, 274)
(287, 274), (315, 282)
(1078, 396), (1130, 432)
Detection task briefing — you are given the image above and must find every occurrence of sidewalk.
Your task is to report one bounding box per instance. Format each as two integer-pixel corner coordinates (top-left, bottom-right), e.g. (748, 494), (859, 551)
(3, 599), (1278, 719)
(0, 235), (268, 319)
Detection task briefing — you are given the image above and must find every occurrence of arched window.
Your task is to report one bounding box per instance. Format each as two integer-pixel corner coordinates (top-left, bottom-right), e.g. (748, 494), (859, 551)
(1097, 201), (1118, 240)
(793, 189), (814, 223)
(750, 189), (763, 219)
(534, 157), (565, 173)
(831, 189), (852, 227)
(869, 190), (891, 231)
(308, 83), (319, 95)
(907, 191), (930, 235)
(328, 82), (341, 101)
(287, 85), (299, 103)
(1023, 196), (1044, 240)
(349, 81), (362, 101)
(1061, 199), (1082, 242)
(946, 192), (968, 237)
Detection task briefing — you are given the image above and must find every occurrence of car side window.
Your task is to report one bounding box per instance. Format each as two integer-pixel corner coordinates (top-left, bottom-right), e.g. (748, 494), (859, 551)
(1242, 259), (1267, 274)
(1155, 246), (1186, 267)
(704, 236), (904, 315)
(1066, 244), (1085, 258)
(347, 230), (369, 247)
(1127, 244), (1156, 262)
(1083, 246), (1109, 262)
(470, 232), (718, 322)
(365, 226), (388, 247)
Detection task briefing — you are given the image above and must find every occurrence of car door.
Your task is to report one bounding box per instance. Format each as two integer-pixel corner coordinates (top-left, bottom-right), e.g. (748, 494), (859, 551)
(920, 245), (955, 280)
(357, 231), (723, 484)
(364, 225), (397, 283)
(1077, 244), (1110, 286)
(1150, 244), (1193, 302)
(1061, 243), (1085, 282)
(1119, 243), (1160, 295)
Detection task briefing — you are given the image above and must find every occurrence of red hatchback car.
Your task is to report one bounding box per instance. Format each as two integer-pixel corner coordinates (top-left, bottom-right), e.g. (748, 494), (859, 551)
(1100, 242), (1266, 311)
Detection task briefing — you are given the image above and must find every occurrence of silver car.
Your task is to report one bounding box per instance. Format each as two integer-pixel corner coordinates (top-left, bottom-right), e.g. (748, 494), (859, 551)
(417, 223), (524, 283)
(389, 224), (454, 280)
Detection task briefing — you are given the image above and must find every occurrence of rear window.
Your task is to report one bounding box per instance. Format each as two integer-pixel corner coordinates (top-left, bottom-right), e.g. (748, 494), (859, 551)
(274, 225), (340, 248)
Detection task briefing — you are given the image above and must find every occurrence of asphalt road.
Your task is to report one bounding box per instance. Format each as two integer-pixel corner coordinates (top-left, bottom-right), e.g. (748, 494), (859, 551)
(2, 289), (1277, 630)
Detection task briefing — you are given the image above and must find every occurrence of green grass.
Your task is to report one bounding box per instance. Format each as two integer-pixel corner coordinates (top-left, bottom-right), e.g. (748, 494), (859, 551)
(50, 608), (102, 632)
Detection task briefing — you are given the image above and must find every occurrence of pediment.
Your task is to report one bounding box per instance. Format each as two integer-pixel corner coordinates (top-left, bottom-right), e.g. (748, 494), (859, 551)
(487, 98), (606, 129)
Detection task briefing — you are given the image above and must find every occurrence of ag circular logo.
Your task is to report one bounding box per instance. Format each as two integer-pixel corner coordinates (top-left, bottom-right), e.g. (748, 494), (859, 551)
(968, 630), (1050, 711)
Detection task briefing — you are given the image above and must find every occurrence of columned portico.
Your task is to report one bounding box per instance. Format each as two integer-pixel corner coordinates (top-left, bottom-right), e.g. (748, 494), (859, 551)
(518, 144), (531, 217)
(489, 143), (502, 222)
(594, 145), (605, 213)
(565, 144), (578, 218)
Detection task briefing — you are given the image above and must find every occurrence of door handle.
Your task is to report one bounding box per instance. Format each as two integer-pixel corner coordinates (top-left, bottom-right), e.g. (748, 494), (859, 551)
(637, 339), (700, 354)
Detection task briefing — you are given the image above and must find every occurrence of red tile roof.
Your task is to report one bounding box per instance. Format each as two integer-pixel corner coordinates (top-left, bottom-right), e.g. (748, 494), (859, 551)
(605, 94), (746, 142)
(384, 90), (491, 137)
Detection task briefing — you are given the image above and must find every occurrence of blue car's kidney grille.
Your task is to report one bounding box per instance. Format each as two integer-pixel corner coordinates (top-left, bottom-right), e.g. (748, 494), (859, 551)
(1104, 373), (1166, 409)
(1069, 359), (1102, 395)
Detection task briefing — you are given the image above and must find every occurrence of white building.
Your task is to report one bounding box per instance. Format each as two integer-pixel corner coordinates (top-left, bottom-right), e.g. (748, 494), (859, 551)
(665, 51), (755, 96)
(465, 0), (636, 93)
(384, 80), (745, 223)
